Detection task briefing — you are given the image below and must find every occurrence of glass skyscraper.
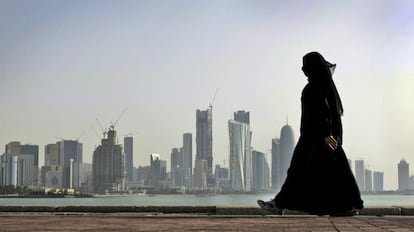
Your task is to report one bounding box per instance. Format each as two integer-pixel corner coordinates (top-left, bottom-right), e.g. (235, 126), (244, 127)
(196, 108), (213, 185)
(228, 111), (252, 192)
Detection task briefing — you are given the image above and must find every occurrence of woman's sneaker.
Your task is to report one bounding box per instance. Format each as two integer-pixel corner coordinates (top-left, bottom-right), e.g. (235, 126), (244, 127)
(257, 199), (283, 215)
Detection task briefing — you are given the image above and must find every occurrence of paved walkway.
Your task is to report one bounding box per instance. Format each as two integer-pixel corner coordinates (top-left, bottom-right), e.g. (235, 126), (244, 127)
(1, 215), (414, 231)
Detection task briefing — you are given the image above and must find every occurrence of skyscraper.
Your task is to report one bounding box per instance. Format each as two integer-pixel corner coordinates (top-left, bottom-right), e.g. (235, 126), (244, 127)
(182, 133), (192, 189)
(355, 160), (365, 192)
(1, 154), (18, 187)
(92, 128), (124, 193)
(279, 124), (295, 184)
(1, 142), (39, 187)
(58, 140), (82, 188)
(271, 138), (281, 191)
(234, 110), (250, 124)
(252, 150), (270, 192)
(124, 137), (133, 182)
(364, 169), (372, 192)
(398, 159), (409, 191)
(373, 171), (384, 192)
(228, 118), (252, 192)
(20, 144), (39, 184)
(193, 159), (208, 190)
(196, 108), (213, 185)
(170, 148), (183, 186)
(45, 144), (59, 165)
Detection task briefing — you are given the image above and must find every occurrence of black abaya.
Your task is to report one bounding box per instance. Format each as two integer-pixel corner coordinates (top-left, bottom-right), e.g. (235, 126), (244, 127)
(274, 82), (363, 215)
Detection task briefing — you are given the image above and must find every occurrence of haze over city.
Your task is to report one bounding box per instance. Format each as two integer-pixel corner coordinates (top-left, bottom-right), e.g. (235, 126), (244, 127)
(1, 0), (414, 191)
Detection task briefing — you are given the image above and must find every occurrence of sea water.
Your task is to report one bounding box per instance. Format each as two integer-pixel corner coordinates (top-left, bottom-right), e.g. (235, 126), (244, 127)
(0, 194), (413, 206)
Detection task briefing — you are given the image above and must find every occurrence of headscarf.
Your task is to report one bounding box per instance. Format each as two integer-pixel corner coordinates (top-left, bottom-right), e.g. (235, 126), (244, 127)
(301, 52), (344, 116)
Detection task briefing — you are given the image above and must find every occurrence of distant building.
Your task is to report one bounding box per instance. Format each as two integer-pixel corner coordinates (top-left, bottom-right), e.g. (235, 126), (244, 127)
(234, 110), (250, 124)
(78, 163), (92, 193)
(124, 137), (133, 182)
(42, 165), (63, 189)
(92, 128), (124, 193)
(171, 148), (184, 186)
(228, 118), (252, 192)
(355, 160), (365, 192)
(58, 140), (82, 188)
(1, 154), (18, 187)
(1, 142), (39, 187)
(196, 108), (213, 185)
(252, 150), (270, 192)
(271, 138), (281, 191)
(193, 159), (208, 190)
(137, 165), (150, 185)
(149, 154), (166, 188)
(373, 171), (384, 192)
(18, 154), (35, 186)
(279, 124), (295, 184)
(409, 175), (414, 190)
(45, 144), (59, 165)
(364, 169), (372, 192)
(398, 159), (409, 191)
(20, 144), (39, 185)
(182, 133), (193, 189)
(215, 165), (228, 181)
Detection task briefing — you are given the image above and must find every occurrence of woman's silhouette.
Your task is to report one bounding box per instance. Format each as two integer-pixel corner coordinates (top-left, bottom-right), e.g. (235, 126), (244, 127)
(258, 52), (363, 216)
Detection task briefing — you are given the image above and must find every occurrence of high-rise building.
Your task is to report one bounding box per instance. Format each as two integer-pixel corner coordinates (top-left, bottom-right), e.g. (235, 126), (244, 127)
(20, 144), (39, 184)
(234, 110), (250, 124)
(193, 159), (208, 190)
(137, 165), (150, 185)
(182, 133), (192, 189)
(364, 169), (372, 192)
(215, 164), (229, 183)
(149, 153), (166, 188)
(195, 108), (213, 185)
(171, 148), (184, 186)
(409, 176), (414, 190)
(58, 140), (82, 188)
(124, 137), (133, 182)
(1, 142), (39, 187)
(1, 154), (18, 186)
(271, 138), (281, 191)
(78, 163), (92, 193)
(228, 118), (252, 192)
(398, 159), (409, 191)
(45, 144), (59, 165)
(92, 128), (124, 193)
(18, 154), (35, 186)
(279, 124), (295, 184)
(355, 160), (365, 192)
(252, 150), (270, 192)
(373, 171), (384, 192)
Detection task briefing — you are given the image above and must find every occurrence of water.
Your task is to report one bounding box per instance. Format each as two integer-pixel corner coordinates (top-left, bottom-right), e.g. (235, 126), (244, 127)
(0, 194), (413, 207)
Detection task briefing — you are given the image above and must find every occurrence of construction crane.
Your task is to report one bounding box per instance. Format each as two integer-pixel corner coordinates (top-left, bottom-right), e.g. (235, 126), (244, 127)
(96, 118), (107, 138)
(209, 88), (219, 109)
(110, 108), (127, 131)
(76, 130), (85, 141)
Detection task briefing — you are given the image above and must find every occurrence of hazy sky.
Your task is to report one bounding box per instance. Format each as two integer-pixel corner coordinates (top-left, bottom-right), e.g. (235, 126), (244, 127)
(1, 0), (414, 190)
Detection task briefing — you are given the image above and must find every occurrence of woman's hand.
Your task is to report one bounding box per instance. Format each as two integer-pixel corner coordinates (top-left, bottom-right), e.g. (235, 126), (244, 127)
(325, 135), (338, 150)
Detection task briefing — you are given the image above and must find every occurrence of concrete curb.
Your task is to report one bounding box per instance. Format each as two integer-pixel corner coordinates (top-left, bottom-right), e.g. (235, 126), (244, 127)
(1, 206), (414, 216)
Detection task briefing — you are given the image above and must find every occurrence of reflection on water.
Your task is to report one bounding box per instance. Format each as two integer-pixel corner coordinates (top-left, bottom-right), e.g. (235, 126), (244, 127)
(0, 194), (413, 206)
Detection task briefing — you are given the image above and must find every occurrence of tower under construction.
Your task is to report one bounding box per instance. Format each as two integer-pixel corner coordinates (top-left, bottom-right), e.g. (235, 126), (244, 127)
(92, 127), (124, 193)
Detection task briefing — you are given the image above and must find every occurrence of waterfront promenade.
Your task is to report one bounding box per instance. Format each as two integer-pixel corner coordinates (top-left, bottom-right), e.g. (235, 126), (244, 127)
(1, 206), (414, 231)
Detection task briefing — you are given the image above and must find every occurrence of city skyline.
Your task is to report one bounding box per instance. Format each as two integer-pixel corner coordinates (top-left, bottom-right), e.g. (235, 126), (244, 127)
(1, 1), (414, 191)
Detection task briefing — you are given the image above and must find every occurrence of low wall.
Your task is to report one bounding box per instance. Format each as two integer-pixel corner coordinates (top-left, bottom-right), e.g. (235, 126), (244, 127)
(1, 206), (414, 216)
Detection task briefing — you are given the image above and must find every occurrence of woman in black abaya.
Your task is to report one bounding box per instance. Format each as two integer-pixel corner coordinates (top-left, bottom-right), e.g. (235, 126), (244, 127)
(258, 52), (363, 216)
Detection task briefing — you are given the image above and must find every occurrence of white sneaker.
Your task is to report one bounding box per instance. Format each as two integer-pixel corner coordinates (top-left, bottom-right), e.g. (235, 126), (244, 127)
(257, 199), (283, 215)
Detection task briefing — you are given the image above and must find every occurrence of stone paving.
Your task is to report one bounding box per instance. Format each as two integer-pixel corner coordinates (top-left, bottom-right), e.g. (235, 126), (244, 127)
(1, 215), (414, 231)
